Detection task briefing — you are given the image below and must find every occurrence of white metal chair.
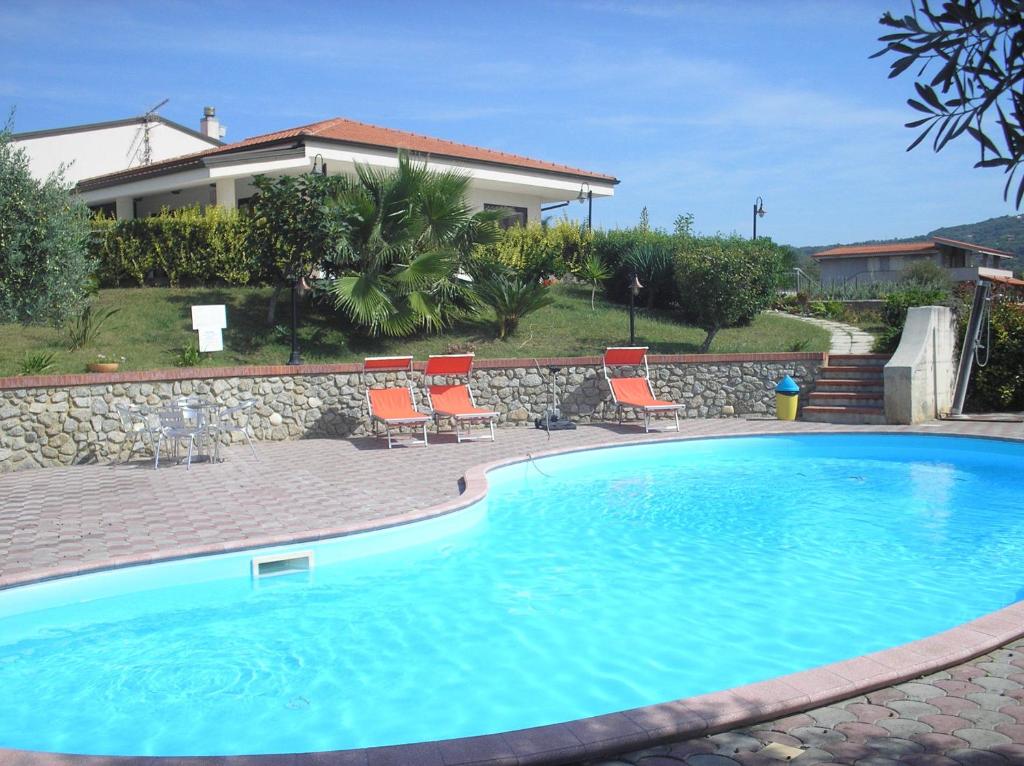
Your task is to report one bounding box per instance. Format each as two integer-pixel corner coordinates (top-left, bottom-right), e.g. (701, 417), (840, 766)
(154, 407), (205, 470)
(207, 399), (258, 461)
(114, 403), (160, 463)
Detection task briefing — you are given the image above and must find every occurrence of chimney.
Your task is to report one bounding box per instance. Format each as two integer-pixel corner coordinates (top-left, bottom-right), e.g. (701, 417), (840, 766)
(200, 106), (223, 140)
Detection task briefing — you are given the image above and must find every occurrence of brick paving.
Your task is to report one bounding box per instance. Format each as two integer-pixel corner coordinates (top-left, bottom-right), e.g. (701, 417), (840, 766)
(1, 417), (1024, 765)
(591, 639), (1024, 765)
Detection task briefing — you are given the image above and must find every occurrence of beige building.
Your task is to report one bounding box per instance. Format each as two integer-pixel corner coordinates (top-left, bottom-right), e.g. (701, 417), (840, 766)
(813, 237), (1015, 287)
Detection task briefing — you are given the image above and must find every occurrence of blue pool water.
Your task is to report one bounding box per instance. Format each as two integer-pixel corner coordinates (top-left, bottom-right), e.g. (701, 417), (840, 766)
(1, 434), (1023, 756)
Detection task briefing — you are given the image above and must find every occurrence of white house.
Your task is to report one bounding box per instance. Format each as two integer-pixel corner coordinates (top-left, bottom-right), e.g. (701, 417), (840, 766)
(69, 113), (618, 223)
(12, 109), (223, 186)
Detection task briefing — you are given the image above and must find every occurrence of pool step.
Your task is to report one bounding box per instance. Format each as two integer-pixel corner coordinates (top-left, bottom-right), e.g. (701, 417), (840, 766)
(800, 353), (890, 425)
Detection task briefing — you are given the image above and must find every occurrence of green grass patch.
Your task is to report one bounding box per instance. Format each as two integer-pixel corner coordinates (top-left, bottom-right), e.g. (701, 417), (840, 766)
(0, 284), (830, 377)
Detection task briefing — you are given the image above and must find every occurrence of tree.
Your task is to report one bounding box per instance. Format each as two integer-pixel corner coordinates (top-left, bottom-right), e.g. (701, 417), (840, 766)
(673, 235), (784, 353)
(0, 122), (93, 325)
(873, 1), (1024, 206)
(247, 173), (347, 324)
(328, 153), (503, 336)
(576, 253), (612, 310)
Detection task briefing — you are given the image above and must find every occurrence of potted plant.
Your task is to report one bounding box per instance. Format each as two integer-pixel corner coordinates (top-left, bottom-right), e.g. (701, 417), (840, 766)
(87, 353), (126, 373)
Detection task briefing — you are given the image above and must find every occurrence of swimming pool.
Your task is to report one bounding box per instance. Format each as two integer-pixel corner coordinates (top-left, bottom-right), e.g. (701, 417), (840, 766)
(1, 433), (1022, 757)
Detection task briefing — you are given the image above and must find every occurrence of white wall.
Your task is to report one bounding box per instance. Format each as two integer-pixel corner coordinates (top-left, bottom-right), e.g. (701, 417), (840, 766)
(884, 306), (958, 424)
(14, 122), (216, 185)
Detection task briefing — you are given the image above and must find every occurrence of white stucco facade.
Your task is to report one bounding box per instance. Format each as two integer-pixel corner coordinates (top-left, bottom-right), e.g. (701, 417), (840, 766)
(71, 119), (617, 222)
(13, 117), (221, 186)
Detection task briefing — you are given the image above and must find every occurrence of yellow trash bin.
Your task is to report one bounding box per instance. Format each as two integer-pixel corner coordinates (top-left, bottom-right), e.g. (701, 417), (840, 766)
(775, 376), (799, 421)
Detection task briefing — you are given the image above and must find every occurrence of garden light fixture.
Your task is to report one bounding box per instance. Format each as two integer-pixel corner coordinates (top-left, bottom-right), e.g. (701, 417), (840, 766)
(752, 196), (766, 239)
(578, 183), (593, 231)
(311, 154), (328, 176)
(628, 273), (643, 345)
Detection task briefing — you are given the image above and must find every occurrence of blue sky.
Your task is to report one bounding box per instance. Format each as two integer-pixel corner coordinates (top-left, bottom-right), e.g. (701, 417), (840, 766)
(2, 0), (1018, 246)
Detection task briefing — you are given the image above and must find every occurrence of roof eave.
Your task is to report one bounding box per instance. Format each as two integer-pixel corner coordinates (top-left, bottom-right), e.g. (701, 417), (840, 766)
(304, 134), (618, 185)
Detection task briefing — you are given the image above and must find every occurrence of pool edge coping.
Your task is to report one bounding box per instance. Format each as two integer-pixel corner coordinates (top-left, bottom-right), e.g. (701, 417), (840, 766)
(2, 426), (1023, 766)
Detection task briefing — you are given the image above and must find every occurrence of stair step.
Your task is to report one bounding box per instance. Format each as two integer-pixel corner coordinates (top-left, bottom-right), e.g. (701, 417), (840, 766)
(819, 365), (885, 380)
(809, 392), (884, 407)
(829, 353), (891, 367)
(815, 379), (884, 391)
(801, 405), (888, 425)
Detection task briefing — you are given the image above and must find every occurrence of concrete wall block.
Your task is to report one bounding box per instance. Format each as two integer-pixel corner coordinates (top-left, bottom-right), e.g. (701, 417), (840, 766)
(884, 306), (957, 424)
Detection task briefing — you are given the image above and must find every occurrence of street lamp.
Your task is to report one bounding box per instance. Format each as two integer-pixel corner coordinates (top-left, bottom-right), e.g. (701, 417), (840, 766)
(287, 274), (303, 366)
(311, 153), (328, 176)
(577, 183), (593, 231)
(628, 273), (643, 345)
(752, 196), (766, 239)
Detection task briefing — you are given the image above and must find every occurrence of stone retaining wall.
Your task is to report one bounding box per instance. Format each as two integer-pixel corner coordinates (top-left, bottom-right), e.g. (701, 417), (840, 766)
(0, 353), (825, 472)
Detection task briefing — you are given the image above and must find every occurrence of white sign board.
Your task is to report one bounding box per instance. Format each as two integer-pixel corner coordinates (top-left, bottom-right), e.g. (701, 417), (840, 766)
(191, 304), (227, 353)
(191, 305), (227, 330)
(198, 328), (224, 353)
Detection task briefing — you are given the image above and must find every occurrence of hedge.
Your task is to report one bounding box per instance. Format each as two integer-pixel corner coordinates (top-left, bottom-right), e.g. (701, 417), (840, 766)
(90, 206), (262, 287)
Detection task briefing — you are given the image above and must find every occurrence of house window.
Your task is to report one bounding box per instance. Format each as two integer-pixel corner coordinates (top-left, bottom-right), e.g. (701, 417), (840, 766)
(485, 203), (528, 229)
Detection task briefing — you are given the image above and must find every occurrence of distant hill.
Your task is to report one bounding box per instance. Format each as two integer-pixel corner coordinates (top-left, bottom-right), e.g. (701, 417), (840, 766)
(795, 214), (1024, 275)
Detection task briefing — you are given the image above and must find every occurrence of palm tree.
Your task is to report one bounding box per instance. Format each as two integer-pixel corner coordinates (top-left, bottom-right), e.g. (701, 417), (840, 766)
(576, 253), (612, 310)
(328, 153), (502, 336)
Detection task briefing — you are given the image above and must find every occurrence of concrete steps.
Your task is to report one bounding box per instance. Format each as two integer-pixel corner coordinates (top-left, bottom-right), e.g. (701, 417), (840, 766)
(802, 353), (890, 425)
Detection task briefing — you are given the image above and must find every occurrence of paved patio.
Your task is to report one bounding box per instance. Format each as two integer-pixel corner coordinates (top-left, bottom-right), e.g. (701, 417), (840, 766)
(2, 417), (1024, 765)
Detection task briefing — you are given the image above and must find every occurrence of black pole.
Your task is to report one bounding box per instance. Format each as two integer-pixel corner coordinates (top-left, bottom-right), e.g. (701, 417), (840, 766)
(752, 202), (757, 240)
(629, 274), (636, 345)
(587, 189), (593, 231)
(287, 277), (302, 365)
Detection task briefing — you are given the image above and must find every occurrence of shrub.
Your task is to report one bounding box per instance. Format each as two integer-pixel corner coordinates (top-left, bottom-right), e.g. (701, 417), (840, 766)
(900, 260), (952, 291)
(808, 299), (846, 321)
(673, 236), (784, 352)
(65, 305), (120, 350)
(473, 221), (592, 281)
(474, 270), (555, 339)
(18, 351), (56, 376)
(872, 285), (950, 353)
(0, 123), (94, 325)
(90, 206), (258, 287)
(593, 226), (678, 308)
(964, 295), (1024, 411)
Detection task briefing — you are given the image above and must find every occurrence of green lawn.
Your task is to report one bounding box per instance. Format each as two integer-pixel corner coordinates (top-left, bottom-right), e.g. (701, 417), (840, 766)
(0, 284), (830, 377)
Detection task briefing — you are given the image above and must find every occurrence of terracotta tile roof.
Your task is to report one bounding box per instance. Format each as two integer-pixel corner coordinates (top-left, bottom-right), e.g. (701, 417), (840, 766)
(933, 235), (1015, 258)
(814, 241), (937, 258)
(814, 237), (1015, 260)
(77, 116), (618, 189)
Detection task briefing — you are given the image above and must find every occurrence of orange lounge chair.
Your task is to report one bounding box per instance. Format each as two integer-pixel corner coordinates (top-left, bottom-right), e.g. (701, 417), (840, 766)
(603, 347), (683, 432)
(363, 356), (430, 448)
(424, 354), (499, 443)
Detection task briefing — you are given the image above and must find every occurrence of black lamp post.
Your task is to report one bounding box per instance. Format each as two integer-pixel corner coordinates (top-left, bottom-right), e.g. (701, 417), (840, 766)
(628, 273), (643, 345)
(287, 275), (303, 366)
(311, 153), (328, 176)
(578, 184), (593, 230)
(752, 196), (766, 239)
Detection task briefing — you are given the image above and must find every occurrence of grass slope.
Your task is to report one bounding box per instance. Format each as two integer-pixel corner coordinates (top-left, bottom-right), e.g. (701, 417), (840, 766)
(0, 284), (830, 377)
